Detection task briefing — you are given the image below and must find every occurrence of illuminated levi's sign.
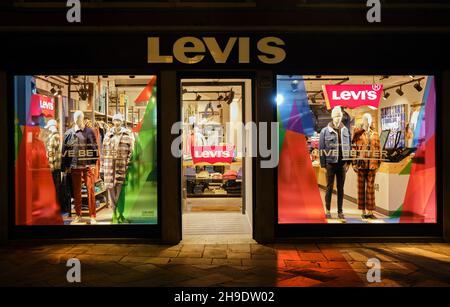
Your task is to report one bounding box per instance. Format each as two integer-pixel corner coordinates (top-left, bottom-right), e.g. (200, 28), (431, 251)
(148, 36), (286, 64)
(191, 145), (235, 164)
(322, 84), (383, 109)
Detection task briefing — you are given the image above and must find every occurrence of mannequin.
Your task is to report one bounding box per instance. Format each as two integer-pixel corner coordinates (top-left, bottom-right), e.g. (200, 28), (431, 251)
(61, 110), (99, 224)
(100, 113), (134, 224)
(319, 106), (351, 221)
(44, 119), (65, 214)
(351, 113), (381, 220)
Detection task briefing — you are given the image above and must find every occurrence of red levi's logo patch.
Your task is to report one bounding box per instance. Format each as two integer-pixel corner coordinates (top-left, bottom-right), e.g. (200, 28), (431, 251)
(322, 84), (383, 110)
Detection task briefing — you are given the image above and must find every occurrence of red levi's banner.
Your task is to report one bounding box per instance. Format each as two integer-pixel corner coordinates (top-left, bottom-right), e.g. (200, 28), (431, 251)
(30, 94), (55, 117)
(191, 145), (235, 165)
(322, 84), (383, 110)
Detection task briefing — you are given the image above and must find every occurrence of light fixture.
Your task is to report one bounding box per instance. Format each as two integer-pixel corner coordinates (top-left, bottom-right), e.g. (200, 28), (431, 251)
(57, 87), (63, 97)
(276, 94), (284, 105)
(77, 76), (90, 100)
(396, 86), (404, 96)
(102, 75), (109, 78)
(414, 81), (423, 92)
(383, 90), (390, 100)
(50, 86), (57, 96)
(291, 80), (299, 92)
(226, 90), (235, 105)
(182, 88), (188, 94)
(129, 75), (135, 79)
(195, 93), (201, 101)
(217, 93), (224, 101)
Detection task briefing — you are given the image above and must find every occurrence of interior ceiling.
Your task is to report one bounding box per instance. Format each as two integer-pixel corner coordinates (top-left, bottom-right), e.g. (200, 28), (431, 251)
(37, 75), (153, 86)
(297, 75), (423, 93)
(182, 82), (243, 101)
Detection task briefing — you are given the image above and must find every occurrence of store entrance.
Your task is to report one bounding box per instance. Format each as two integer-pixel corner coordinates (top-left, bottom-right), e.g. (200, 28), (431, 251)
(180, 79), (253, 240)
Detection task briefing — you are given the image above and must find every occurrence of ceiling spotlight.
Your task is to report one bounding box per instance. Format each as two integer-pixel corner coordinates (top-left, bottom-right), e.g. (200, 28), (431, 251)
(396, 86), (404, 96)
(383, 90), (390, 100)
(316, 75), (322, 78)
(217, 103), (222, 109)
(182, 88), (188, 94)
(217, 93), (224, 101)
(50, 87), (57, 96)
(414, 81), (423, 92)
(129, 75), (135, 79)
(102, 75), (109, 78)
(291, 80), (299, 92)
(57, 87), (63, 97)
(195, 93), (201, 101)
(409, 75), (415, 79)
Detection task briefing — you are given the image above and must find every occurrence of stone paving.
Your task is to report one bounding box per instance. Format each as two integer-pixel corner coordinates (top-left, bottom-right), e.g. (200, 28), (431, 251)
(0, 242), (449, 287)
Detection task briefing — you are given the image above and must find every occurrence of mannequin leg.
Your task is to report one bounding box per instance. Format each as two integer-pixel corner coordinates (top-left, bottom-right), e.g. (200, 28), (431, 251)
(336, 163), (345, 214)
(357, 170), (367, 214)
(325, 164), (336, 213)
(83, 167), (96, 218)
(71, 169), (82, 217)
(366, 170), (377, 213)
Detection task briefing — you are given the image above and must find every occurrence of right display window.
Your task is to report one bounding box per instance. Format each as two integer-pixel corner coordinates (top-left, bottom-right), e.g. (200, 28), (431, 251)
(277, 75), (436, 224)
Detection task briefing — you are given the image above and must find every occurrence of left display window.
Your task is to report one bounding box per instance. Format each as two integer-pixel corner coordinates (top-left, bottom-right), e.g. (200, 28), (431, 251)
(14, 75), (158, 225)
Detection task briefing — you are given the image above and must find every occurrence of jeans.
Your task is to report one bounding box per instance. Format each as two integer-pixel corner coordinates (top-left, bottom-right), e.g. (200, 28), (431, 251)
(325, 163), (346, 213)
(71, 167), (96, 218)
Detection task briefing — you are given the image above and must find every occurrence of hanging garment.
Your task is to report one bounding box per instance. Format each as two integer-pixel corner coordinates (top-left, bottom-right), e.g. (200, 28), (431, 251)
(100, 127), (135, 189)
(45, 131), (61, 171)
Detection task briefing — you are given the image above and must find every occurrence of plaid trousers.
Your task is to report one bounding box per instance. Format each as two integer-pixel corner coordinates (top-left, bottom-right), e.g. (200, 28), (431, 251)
(357, 169), (377, 211)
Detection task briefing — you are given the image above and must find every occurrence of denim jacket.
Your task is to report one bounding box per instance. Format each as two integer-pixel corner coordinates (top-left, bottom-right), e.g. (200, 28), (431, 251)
(319, 122), (351, 167)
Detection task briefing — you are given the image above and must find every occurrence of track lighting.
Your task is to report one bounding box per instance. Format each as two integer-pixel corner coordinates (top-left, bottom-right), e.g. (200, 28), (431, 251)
(195, 93), (201, 101)
(217, 93), (224, 101)
(396, 86), (404, 96)
(129, 75), (135, 79)
(383, 90), (390, 100)
(57, 87), (63, 97)
(50, 87), (57, 96)
(182, 88), (188, 94)
(414, 81), (423, 92)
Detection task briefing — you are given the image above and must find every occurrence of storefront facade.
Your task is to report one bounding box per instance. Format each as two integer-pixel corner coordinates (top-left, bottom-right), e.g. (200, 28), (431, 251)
(0, 30), (449, 244)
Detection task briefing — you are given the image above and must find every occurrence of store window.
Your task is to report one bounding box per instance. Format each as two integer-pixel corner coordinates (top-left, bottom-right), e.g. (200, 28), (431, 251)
(14, 75), (158, 225)
(277, 75), (436, 224)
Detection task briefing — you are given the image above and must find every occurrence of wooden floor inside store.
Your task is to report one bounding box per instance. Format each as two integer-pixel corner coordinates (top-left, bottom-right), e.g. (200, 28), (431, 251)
(185, 197), (242, 212)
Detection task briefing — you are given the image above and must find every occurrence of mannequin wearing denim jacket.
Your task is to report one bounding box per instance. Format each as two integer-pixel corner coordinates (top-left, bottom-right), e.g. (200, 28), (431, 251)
(319, 106), (351, 220)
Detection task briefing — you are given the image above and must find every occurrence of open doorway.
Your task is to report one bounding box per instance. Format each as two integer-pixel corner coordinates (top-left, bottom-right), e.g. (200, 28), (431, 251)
(180, 78), (253, 240)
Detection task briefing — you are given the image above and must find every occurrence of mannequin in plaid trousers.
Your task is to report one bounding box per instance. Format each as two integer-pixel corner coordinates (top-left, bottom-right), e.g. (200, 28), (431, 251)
(351, 113), (381, 220)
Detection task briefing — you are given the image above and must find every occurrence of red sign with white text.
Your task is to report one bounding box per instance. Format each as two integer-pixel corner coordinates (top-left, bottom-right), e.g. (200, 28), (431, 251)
(30, 94), (55, 117)
(191, 145), (235, 165)
(322, 84), (383, 110)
